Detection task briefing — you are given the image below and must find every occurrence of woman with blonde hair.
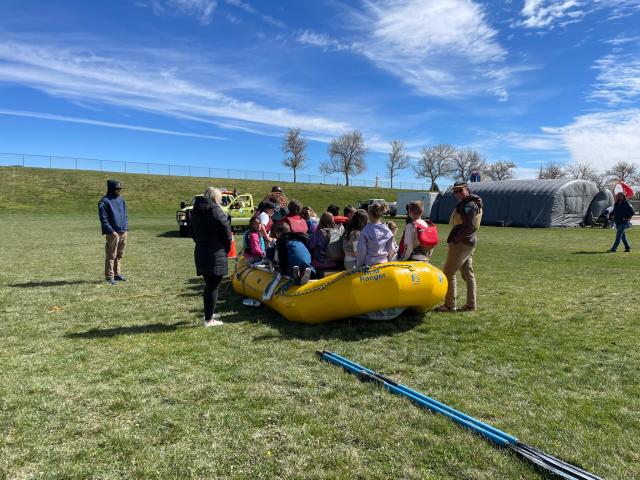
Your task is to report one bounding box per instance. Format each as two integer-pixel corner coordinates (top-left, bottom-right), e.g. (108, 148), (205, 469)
(190, 187), (232, 326)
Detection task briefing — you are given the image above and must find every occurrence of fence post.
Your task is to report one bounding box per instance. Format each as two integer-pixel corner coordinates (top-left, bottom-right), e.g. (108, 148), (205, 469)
(22, 154), (25, 167)
(124, 162), (127, 173)
(169, 164), (171, 176)
(99, 160), (102, 171)
(245, 170), (248, 180)
(49, 156), (52, 168)
(208, 167), (212, 178)
(227, 169), (230, 179)
(146, 163), (150, 175)
(189, 166), (192, 177)
(75, 158), (78, 170)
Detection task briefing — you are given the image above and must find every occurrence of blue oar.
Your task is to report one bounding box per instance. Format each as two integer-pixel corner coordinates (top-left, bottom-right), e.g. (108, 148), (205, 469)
(322, 350), (517, 445)
(317, 350), (602, 480)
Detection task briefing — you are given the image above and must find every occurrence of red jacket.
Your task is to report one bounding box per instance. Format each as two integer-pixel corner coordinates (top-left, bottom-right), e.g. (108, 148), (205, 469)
(283, 215), (309, 233)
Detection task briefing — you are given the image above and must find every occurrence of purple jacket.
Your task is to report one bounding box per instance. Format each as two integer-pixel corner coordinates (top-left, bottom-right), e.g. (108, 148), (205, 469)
(356, 223), (395, 267)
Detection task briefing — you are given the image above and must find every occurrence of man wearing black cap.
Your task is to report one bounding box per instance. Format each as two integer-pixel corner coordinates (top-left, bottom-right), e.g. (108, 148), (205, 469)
(436, 182), (483, 312)
(98, 179), (129, 285)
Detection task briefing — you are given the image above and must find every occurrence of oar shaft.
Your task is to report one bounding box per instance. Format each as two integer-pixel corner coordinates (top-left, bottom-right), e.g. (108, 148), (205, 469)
(320, 352), (509, 446)
(322, 351), (517, 445)
(319, 351), (603, 480)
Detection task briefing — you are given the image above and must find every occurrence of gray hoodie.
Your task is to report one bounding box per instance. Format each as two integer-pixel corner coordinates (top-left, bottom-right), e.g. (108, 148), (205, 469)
(356, 223), (395, 267)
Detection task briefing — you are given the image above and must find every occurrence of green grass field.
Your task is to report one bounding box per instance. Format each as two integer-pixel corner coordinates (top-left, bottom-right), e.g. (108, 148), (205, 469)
(1, 168), (639, 479)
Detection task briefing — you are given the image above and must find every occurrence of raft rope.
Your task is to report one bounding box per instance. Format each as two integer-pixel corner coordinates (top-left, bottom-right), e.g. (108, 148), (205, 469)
(234, 262), (420, 298)
(317, 351), (602, 480)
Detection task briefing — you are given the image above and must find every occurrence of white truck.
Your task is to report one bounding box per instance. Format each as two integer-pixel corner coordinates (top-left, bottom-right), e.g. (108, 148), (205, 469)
(396, 191), (439, 218)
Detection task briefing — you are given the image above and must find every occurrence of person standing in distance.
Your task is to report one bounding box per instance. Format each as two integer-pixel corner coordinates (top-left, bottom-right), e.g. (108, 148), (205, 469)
(98, 179), (128, 285)
(607, 192), (635, 252)
(190, 187), (232, 327)
(436, 182), (483, 312)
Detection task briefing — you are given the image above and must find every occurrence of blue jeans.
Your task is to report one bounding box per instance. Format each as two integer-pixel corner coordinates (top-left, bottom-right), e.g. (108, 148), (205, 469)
(611, 223), (631, 251)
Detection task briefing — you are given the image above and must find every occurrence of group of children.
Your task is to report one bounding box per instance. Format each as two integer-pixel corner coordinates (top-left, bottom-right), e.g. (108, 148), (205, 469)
(242, 192), (435, 286)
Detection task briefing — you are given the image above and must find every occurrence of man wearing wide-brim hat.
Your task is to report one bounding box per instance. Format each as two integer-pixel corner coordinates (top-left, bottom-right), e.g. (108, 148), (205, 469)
(98, 179), (129, 285)
(436, 181), (483, 312)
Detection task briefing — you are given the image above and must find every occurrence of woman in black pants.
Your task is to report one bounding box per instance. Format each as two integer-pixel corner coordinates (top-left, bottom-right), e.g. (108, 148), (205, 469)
(190, 187), (232, 326)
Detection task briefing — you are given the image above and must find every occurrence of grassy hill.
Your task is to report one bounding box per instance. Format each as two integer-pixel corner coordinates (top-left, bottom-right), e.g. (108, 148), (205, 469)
(0, 166), (409, 216)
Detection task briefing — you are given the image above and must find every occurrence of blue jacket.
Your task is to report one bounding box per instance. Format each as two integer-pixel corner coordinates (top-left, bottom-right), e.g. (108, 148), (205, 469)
(99, 188), (128, 234)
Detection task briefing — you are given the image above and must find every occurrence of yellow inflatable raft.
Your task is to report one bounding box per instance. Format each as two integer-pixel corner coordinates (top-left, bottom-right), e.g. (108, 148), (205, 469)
(232, 257), (448, 324)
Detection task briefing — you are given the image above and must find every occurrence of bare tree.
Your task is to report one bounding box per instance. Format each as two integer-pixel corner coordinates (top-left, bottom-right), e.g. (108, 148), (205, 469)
(413, 144), (455, 191)
(538, 161), (566, 179)
(486, 160), (516, 181)
(320, 130), (367, 186)
(566, 161), (597, 180)
(281, 128), (307, 183)
(386, 140), (410, 189)
(565, 161), (608, 189)
(605, 161), (639, 183)
(589, 172), (609, 190)
(451, 148), (487, 182)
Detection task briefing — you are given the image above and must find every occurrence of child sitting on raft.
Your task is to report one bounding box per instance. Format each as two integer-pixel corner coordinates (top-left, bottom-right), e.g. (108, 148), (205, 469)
(301, 206), (318, 234)
(342, 209), (368, 270)
(274, 223), (314, 285)
(398, 200), (433, 263)
(310, 212), (344, 273)
(356, 202), (395, 268)
(282, 200), (309, 234)
(386, 220), (399, 261)
(243, 216), (266, 264)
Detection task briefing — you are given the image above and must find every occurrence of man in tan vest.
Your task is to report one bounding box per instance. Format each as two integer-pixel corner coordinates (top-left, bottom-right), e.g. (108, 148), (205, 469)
(436, 181), (483, 312)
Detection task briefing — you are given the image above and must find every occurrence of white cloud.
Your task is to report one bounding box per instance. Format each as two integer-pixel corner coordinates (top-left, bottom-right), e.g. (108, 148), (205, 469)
(296, 30), (351, 52)
(0, 109), (228, 140)
(356, 0), (509, 100)
(603, 35), (640, 45)
(519, 0), (640, 29)
(589, 53), (640, 105)
(520, 0), (587, 29)
(138, 0), (218, 25)
(0, 41), (350, 138)
(513, 166), (542, 179)
(224, 0), (284, 28)
(501, 132), (564, 150)
(542, 109), (640, 171)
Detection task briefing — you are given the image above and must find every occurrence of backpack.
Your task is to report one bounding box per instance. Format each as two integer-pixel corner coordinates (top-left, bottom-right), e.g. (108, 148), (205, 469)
(324, 227), (345, 260)
(414, 219), (439, 249)
(399, 219), (438, 257)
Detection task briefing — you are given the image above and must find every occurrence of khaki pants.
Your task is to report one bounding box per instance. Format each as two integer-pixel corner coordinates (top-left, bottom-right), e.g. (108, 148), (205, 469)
(443, 242), (476, 309)
(105, 232), (127, 279)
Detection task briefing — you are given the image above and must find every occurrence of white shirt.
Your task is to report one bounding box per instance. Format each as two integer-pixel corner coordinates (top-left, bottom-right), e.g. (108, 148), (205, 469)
(258, 212), (269, 226)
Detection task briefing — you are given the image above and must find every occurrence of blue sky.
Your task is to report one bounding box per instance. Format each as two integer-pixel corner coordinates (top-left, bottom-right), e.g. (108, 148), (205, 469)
(1, 0), (639, 183)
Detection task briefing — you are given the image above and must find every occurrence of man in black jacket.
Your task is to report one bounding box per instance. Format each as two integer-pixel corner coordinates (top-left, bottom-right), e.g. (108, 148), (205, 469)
(98, 180), (129, 285)
(607, 192), (635, 252)
(436, 182), (483, 312)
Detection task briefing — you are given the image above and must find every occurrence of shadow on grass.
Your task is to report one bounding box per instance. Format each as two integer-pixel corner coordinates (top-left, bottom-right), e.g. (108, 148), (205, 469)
(65, 321), (193, 339)
(572, 251), (608, 255)
(257, 314), (425, 342)
(10, 279), (97, 288)
(184, 277), (424, 340)
(157, 230), (185, 238)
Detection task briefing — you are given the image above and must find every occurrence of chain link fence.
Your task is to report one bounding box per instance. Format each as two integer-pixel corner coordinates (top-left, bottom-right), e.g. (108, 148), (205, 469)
(0, 152), (428, 190)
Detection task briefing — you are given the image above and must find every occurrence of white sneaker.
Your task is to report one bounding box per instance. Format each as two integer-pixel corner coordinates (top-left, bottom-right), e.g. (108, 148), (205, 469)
(300, 267), (312, 285)
(242, 297), (261, 307)
(204, 318), (224, 327)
